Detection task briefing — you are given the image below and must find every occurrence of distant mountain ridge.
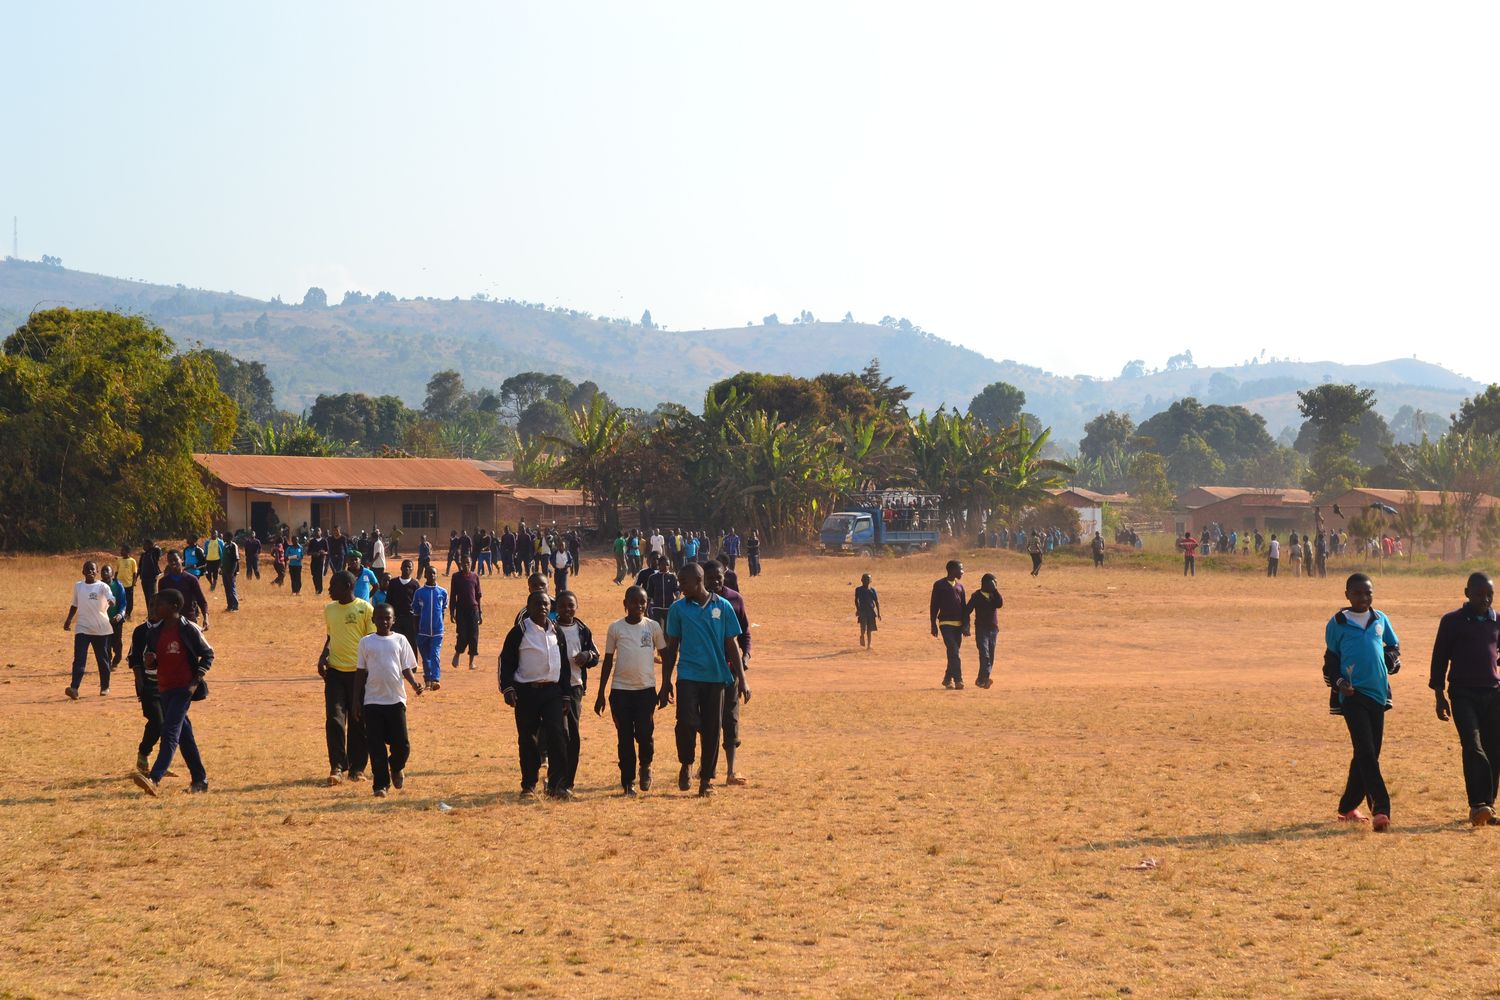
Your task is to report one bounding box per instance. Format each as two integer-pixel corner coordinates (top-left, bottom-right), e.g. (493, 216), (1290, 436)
(0, 258), (1483, 444)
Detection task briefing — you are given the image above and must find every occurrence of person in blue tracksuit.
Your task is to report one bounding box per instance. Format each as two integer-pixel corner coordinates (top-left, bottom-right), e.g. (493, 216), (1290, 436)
(410, 567), (449, 690)
(1323, 572), (1402, 831)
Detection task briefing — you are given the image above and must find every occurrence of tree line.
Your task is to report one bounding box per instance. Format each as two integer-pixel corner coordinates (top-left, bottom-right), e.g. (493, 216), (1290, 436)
(0, 309), (1072, 550)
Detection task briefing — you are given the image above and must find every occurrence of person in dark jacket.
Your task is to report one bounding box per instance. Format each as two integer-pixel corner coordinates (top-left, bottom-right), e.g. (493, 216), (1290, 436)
(139, 540), (162, 606)
(157, 550), (210, 629)
(1431, 572), (1500, 826)
(499, 591), (574, 798)
(387, 560), (421, 654)
(552, 591), (600, 795)
(130, 588), (214, 795)
(930, 560), (968, 689)
(965, 573), (1004, 689)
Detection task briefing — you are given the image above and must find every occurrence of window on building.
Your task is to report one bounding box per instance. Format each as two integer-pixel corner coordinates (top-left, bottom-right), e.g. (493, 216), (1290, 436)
(402, 504), (438, 529)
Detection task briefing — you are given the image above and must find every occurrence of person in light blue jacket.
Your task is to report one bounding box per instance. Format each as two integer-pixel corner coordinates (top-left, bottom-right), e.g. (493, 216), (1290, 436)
(410, 567), (449, 690)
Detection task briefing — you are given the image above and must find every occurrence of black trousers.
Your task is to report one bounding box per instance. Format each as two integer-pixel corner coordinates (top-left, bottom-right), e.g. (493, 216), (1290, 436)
(454, 606), (479, 657)
(709, 684), (741, 780)
(1339, 691), (1390, 816)
(560, 683), (584, 790)
(364, 702), (410, 792)
(290, 565), (302, 594)
(324, 670), (368, 774)
(1183, 555), (1195, 577)
(311, 555), (326, 594)
(1029, 553), (1042, 575)
(939, 624), (964, 685)
(609, 687), (655, 786)
(205, 560), (219, 588)
(136, 680), (163, 757)
(675, 679), (724, 780)
(140, 573), (158, 606)
(1451, 687), (1500, 809)
(513, 682), (568, 792)
(71, 633), (111, 691)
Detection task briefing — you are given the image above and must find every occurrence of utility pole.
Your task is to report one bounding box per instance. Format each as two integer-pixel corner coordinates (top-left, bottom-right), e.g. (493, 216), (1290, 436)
(10, 217), (15, 259)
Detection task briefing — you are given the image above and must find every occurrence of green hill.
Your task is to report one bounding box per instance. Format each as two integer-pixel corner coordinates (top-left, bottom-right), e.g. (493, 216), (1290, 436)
(0, 258), (1482, 443)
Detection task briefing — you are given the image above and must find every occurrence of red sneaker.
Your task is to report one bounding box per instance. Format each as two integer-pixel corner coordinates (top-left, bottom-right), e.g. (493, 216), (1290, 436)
(1372, 813), (1391, 832)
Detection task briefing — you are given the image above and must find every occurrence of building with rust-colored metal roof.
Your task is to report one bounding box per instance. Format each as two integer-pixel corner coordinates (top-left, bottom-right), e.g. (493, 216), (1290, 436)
(193, 454), (500, 539)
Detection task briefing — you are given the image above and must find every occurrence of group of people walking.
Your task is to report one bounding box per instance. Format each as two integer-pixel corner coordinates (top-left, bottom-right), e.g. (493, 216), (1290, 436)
(312, 556), (753, 799)
(928, 560), (1004, 689)
(64, 529), (758, 803)
(64, 525), (1500, 833)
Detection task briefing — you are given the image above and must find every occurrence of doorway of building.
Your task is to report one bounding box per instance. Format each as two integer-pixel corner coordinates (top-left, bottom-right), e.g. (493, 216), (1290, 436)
(462, 503), (478, 533)
(251, 501), (274, 538)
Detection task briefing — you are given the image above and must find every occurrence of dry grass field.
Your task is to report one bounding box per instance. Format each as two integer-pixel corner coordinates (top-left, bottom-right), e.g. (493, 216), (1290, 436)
(2, 546), (1497, 999)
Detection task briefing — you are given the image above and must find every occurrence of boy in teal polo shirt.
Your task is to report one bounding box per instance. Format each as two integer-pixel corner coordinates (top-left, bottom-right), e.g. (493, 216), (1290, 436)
(1323, 572), (1402, 831)
(659, 562), (749, 797)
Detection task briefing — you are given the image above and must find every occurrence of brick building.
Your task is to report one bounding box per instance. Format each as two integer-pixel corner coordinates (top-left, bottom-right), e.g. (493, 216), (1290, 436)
(194, 454), (501, 538)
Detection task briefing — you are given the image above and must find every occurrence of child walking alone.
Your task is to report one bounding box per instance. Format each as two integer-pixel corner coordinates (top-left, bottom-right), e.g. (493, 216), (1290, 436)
(855, 574), (880, 650)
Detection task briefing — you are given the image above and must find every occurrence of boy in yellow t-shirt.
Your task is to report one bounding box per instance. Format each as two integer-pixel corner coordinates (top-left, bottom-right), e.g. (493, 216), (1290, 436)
(318, 571), (375, 786)
(116, 544), (139, 620)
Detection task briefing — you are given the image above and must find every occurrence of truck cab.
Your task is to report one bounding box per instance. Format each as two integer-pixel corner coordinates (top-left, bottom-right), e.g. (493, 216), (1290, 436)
(819, 511), (878, 555)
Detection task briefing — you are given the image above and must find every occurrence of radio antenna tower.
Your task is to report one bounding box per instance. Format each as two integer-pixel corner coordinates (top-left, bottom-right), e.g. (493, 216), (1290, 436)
(10, 217), (15, 259)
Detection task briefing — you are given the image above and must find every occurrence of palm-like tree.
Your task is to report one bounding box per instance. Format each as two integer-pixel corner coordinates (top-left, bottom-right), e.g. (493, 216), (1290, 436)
(710, 410), (852, 546)
(502, 428), (555, 488)
(545, 396), (634, 533)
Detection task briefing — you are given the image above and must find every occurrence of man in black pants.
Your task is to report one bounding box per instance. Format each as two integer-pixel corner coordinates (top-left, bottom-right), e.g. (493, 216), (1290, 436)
(500, 591), (573, 799)
(594, 586), (665, 795)
(552, 591), (599, 795)
(139, 540), (162, 606)
(1431, 572), (1500, 826)
(659, 562), (749, 797)
(929, 560), (968, 689)
(126, 591), (171, 775)
(305, 528), (326, 595)
(1323, 573), (1401, 831)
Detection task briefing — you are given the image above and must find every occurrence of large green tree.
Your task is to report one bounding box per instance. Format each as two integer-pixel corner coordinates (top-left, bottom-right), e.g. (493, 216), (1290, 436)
(307, 392), (418, 452)
(1452, 384), (1500, 437)
(1079, 411), (1137, 461)
(1296, 383), (1382, 495)
(1137, 398), (1274, 467)
(197, 348), (278, 425)
(707, 372), (828, 425)
(0, 308), (236, 549)
(967, 381), (1027, 432)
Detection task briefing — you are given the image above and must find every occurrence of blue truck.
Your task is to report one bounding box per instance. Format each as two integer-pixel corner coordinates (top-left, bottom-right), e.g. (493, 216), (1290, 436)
(818, 491), (943, 556)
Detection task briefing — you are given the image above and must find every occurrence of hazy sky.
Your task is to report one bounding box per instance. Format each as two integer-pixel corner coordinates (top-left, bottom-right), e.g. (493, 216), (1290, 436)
(4, 3), (1496, 381)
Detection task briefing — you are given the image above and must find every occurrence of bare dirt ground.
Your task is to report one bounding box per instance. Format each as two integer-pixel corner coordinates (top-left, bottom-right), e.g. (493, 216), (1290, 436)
(0, 547), (1493, 998)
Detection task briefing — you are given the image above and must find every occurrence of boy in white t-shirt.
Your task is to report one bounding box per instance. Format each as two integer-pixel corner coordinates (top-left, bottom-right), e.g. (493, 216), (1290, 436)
(353, 604), (423, 797)
(64, 560), (116, 699)
(594, 586), (667, 795)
